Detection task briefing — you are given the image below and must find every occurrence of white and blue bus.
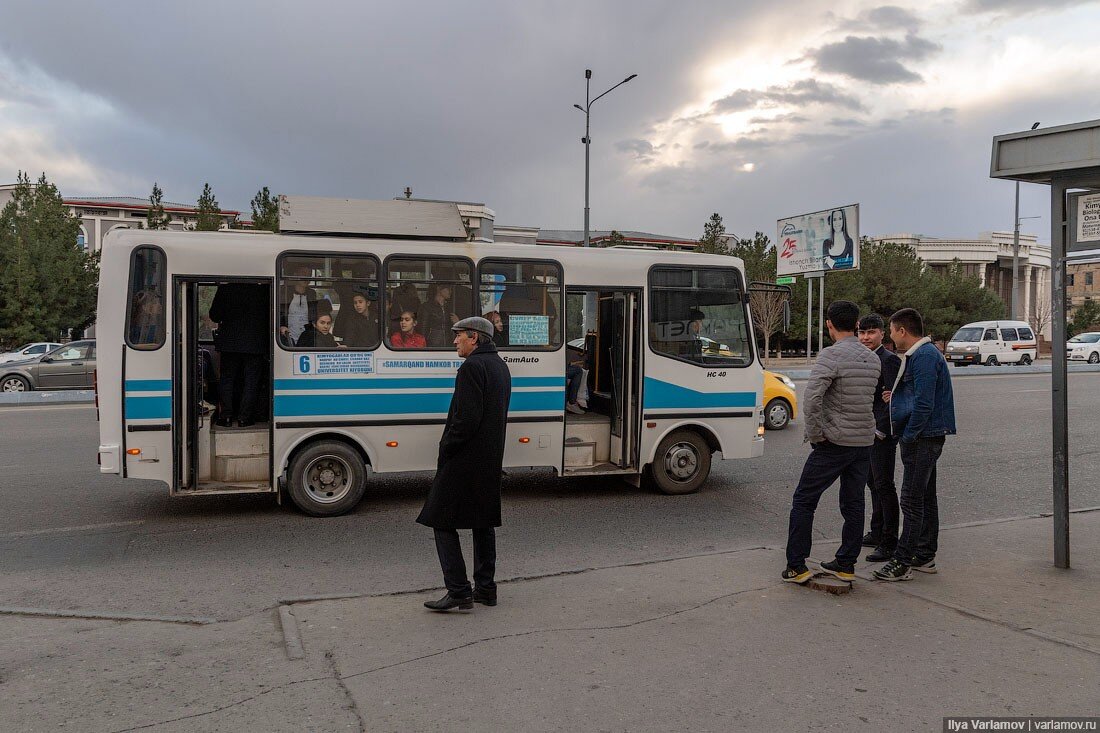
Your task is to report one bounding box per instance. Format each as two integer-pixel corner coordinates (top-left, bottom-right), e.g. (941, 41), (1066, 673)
(96, 229), (768, 516)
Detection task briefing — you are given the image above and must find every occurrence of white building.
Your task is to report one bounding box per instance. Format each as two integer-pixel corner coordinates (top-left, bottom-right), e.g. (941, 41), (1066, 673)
(871, 231), (1052, 336)
(0, 185), (240, 253)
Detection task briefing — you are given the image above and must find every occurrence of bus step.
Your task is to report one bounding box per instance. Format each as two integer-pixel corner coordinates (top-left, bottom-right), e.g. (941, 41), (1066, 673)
(213, 453), (269, 483)
(564, 441), (597, 468)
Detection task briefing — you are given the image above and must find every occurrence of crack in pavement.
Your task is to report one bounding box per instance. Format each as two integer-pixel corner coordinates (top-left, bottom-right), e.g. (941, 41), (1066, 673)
(326, 649), (366, 732)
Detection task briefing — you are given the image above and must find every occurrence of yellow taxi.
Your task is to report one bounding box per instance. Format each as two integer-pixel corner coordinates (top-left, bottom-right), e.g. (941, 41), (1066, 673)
(763, 370), (798, 430)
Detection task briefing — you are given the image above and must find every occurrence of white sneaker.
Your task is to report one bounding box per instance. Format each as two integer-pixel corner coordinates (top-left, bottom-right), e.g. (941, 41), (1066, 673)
(566, 403), (585, 415)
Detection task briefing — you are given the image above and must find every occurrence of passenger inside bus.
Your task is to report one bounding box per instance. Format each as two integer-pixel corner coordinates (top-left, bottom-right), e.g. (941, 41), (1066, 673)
(484, 310), (507, 347)
(390, 310), (427, 349)
(420, 283), (457, 346)
(333, 291), (379, 347)
(387, 282), (421, 335)
(296, 302), (344, 349)
(279, 265), (320, 346)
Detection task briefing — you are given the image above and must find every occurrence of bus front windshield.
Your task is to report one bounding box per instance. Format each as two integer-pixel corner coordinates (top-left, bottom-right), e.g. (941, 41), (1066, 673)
(951, 327), (983, 342)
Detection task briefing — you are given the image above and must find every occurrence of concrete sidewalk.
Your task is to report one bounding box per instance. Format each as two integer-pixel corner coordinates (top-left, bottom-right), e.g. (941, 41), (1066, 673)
(3, 512), (1098, 732)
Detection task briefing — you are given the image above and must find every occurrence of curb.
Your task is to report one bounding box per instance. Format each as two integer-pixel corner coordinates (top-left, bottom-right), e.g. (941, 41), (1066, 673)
(0, 390), (94, 406)
(770, 363), (1100, 381)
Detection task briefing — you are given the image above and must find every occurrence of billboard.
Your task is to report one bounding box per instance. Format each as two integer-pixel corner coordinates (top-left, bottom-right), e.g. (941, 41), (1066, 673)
(776, 203), (860, 276)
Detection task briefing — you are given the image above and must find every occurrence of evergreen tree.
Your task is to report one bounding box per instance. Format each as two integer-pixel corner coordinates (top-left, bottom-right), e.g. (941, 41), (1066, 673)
(195, 183), (222, 231)
(250, 186), (279, 232)
(1070, 299), (1100, 336)
(698, 213), (731, 255)
(146, 182), (172, 230)
(604, 230), (626, 247)
(0, 171), (99, 345)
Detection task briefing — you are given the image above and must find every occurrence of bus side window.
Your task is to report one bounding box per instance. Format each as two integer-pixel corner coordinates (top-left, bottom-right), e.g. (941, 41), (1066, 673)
(384, 257), (473, 350)
(648, 266), (751, 367)
(478, 259), (562, 349)
(278, 254), (380, 350)
(983, 329), (997, 341)
(126, 246), (166, 350)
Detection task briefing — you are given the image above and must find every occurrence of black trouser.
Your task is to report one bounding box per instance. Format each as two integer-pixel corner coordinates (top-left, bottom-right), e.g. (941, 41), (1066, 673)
(894, 436), (945, 564)
(867, 435), (900, 551)
(786, 441), (870, 569)
(433, 528), (496, 597)
(219, 351), (264, 421)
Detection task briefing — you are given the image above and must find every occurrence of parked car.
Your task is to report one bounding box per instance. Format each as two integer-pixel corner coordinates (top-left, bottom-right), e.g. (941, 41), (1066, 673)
(1067, 332), (1100, 363)
(0, 340), (96, 392)
(763, 370), (798, 430)
(0, 342), (62, 364)
(944, 320), (1037, 366)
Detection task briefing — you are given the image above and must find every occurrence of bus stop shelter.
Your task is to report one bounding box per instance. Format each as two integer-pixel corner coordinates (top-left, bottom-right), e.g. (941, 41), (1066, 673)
(990, 118), (1100, 568)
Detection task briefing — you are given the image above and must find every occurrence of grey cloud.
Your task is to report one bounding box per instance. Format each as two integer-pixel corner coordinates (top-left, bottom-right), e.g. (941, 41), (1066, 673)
(961, 0), (1098, 14)
(712, 79), (865, 114)
(808, 34), (942, 84)
(838, 5), (923, 32)
(827, 117), (867, 128)
(748, 113), (810, 125)
(616, 138), (658, 161)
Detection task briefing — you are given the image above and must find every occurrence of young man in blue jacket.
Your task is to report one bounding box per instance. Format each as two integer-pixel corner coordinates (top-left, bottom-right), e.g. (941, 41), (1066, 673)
(873, 308), (956, 581)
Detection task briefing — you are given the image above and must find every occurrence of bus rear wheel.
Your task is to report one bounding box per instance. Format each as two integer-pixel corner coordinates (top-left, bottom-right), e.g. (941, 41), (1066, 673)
(287, 440), (367, 517)
(647, 430), (711, 495)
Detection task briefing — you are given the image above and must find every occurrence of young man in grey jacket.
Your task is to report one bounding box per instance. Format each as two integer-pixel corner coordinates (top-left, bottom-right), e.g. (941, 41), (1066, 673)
(783, 301), (881, 584)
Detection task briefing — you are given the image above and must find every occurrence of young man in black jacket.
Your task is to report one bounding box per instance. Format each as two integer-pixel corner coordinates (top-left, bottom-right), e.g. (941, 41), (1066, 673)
(857, 314), (902, 562)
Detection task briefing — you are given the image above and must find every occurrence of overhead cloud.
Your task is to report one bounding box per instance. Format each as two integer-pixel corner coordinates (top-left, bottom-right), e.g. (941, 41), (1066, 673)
(961, 0), (1099, 15)
(836, 5), (923, 31)
(712, 79), (866, 114)
(807, 34), (941, 84)
(616, 138), (658, 162)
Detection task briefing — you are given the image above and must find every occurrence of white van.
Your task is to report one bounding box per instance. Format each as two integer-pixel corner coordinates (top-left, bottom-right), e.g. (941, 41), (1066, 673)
(945, 320), (1038, 366)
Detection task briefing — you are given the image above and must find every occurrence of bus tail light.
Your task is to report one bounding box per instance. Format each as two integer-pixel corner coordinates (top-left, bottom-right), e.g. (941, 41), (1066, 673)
(518, 437), (530, 443)
(386, 441), (398, 448)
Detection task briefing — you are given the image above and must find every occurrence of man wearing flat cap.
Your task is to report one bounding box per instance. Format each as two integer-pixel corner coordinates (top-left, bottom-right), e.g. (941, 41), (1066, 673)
(418, 316), (512, 611)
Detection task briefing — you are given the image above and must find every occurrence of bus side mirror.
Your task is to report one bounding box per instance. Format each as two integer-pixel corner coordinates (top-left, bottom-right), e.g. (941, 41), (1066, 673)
(782, 301), (791, 334)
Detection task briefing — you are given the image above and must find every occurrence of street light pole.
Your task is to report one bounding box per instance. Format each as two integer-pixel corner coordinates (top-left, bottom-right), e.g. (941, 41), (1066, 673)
(575, 70), (637, 249)
(1012, 121), (1041, 320)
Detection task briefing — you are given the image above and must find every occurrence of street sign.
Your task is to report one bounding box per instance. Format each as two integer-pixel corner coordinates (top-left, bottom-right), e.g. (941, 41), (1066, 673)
(776, 276), (796, 285)
(1069, 191), (1100, 252)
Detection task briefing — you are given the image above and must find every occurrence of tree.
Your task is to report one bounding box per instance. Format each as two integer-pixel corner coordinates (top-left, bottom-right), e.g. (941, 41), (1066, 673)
(250, 186), (280, 233)
(1070, 299), (1100, 336)
(750, 289), (787, 359)
(1029, 291), (1054, 340)
(146, 182), (172, 230)
(0, 171), (99, 346)
(697, 213), (731, 255)
(728, 231), (774, 283)
(604, 230), (626, 247)
(195, 183), (222, 231)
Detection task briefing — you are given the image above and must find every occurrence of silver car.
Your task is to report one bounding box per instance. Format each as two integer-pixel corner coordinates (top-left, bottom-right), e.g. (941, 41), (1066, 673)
(0, 340), (97, 392)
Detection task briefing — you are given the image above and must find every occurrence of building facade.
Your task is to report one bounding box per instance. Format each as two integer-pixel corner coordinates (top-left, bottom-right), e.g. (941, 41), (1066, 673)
(872, 231), (1052, 336)
(0, 186), (240, 253)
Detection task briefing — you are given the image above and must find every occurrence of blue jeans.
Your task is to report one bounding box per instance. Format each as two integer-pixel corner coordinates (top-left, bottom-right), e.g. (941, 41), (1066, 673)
(786, 441), (870, 568)
(566, 364), (583, 404)
(894, 436), (944, 564)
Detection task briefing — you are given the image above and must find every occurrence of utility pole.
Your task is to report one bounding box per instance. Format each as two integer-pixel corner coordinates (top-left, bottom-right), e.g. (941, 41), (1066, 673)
(1012, 122), (1041, 319)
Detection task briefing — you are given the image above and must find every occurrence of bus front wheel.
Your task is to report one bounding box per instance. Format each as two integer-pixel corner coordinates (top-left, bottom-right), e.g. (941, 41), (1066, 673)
(287, 440), (367, 517)
(647, 430), (711, 495)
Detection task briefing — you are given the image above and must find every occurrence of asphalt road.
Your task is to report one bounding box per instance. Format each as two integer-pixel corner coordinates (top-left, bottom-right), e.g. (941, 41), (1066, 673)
(2, 371), (1098, 621)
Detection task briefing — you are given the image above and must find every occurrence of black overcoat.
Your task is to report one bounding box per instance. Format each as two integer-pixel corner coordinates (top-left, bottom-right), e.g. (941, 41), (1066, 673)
(416, 342), (512, 529)
(210, 283), (268, 355)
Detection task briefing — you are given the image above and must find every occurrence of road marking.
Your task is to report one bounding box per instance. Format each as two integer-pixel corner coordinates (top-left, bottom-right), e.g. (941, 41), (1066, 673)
(0, 404), (95, 414)
(1, 520), (144, 539)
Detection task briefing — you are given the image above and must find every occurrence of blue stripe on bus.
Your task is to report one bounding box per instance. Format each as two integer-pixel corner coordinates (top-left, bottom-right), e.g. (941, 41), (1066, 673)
(643, 378), (756, 410)
(273, 376), (564, 391)
(125, 380), (172, 392)
(125, 396), (172, 419)
(274, 389), (565, 417)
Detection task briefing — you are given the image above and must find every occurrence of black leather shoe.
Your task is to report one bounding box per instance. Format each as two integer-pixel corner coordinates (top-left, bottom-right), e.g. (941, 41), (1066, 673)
(473, 587), (497, 606)
(861, 532), (880, 547)
(866, 547), (893, 563)
(237, 419), (256, 428)
(215, 416), (233, 428)
(423, 593), (473, 612)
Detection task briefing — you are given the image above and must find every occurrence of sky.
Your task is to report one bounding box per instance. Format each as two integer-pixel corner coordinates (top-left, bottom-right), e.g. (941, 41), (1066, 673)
(1, 0), (1098, 243)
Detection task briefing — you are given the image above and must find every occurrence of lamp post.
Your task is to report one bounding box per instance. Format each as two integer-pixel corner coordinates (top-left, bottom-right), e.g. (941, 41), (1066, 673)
(574, 70), (637, 249)
(1012, 121), (1041, 320)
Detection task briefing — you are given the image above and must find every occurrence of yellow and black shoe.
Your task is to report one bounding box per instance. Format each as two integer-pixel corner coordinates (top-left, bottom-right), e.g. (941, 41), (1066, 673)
(819, 559), (856, 582)
(781, 565), (813, 584)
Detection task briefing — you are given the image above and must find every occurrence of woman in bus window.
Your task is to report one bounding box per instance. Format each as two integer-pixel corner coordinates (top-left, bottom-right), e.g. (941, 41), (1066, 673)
(390, 310), (427, 349)
(334, 292), (378, 347)
(296, 303), (345, 349)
